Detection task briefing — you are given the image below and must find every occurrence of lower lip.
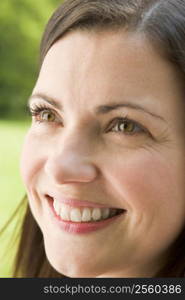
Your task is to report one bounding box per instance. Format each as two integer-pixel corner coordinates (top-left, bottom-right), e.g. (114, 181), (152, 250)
(47, 198), (125, 234)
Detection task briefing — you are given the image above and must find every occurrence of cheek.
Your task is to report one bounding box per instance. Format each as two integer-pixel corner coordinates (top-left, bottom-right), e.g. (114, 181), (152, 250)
(105, 150), (184, 219)
(20, 131), (46, 188)
(103, 150), (185, 252)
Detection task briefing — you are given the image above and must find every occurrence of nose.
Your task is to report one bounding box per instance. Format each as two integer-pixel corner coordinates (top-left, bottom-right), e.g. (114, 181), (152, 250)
(44, 132), (99, 184)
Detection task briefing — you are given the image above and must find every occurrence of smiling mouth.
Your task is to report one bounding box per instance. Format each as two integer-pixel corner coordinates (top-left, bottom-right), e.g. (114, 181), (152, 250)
(46, 195), (125, 223)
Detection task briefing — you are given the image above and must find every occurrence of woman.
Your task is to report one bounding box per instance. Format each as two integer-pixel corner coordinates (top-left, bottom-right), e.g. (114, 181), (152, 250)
(7, 0), (185, 277)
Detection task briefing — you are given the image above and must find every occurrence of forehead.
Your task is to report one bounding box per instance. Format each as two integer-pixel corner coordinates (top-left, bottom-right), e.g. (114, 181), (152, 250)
(34, 29), (184, 117)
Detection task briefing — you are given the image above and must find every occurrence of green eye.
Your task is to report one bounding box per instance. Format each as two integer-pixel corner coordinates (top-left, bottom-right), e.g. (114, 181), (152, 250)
(113, 120), (136, 133)
(40, 110), (56, 122)
(108, 118), (144, 135)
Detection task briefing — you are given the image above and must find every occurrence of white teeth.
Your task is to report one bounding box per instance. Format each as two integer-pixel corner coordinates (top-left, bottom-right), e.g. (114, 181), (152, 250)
(53, 200), (60, 215)
(70, 208), (82, 222)
(92, 208), (101, 221)
(81, 208), (91, 222)
(60, 205), (70, 221)
(52, 200), (120, 222)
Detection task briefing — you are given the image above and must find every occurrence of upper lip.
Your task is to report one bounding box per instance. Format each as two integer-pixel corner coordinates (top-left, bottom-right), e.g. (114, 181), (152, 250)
(46, 193), (125, 210)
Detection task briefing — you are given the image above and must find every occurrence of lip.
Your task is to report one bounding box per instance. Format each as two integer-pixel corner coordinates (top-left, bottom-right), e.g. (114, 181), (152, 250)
(46, 196), (126, 234)
(47, 193), (122, 209)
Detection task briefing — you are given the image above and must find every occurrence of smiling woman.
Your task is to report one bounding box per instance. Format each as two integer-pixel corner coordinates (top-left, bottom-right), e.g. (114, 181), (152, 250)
(5, 0), (185, 277)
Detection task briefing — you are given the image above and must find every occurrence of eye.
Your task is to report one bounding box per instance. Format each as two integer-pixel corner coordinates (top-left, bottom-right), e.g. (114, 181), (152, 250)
(106, 117), (145, 135)
(28, 104), (60, 124)
(39, 110), (56, 122)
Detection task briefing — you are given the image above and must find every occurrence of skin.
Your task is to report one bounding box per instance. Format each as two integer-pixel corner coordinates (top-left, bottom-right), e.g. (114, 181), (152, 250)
(20, 29), (185, 277)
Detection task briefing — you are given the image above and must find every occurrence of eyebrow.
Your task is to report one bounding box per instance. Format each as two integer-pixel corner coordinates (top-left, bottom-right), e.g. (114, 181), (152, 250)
(28, 93), (62, 110)
(28, 92), (165, 122)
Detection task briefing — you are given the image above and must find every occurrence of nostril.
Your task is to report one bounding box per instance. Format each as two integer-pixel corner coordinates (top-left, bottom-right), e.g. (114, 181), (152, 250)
(44, 158), (98, 184)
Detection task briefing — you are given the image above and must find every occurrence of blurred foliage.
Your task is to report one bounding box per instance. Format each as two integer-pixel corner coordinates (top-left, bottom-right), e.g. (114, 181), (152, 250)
(0, 0), (62, 119)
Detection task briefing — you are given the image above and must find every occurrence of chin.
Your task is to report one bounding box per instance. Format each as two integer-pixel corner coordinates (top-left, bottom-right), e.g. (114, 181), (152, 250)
(46, 255), (103, 278)
(44, 245), (109, 278)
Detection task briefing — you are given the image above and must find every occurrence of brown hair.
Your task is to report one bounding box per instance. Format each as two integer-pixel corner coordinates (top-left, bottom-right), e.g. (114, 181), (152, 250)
(5, 0), (185, 277)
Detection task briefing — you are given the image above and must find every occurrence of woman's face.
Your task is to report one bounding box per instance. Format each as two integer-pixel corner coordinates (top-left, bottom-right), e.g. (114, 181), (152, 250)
(21, 30), (185, 277)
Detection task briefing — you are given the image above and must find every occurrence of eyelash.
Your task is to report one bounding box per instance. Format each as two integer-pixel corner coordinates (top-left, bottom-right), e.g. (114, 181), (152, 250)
(28, 104), (149, 137)
(28, 104), (59, 123)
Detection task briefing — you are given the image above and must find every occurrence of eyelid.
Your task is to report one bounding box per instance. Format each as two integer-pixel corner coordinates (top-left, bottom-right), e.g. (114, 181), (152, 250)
(106, 116), (153, 138)
(28, 103), (154, 139)
(28, 100), (60, 113)
(28, 102), (55, 112)
(28, 103), (61, 122)
(106, 116), (143, 131)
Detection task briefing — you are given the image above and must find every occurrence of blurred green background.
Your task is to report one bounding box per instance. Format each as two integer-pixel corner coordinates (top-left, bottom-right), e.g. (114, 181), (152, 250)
(0, 0), (62, 277)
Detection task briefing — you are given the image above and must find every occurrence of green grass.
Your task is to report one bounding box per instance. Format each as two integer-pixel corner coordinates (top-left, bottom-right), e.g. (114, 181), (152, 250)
(0, 119), (30, 277)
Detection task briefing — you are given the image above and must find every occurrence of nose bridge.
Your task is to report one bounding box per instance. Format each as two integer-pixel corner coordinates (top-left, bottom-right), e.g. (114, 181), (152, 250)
(59, 127), (94, 158)
(45, 128), (98, 184)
